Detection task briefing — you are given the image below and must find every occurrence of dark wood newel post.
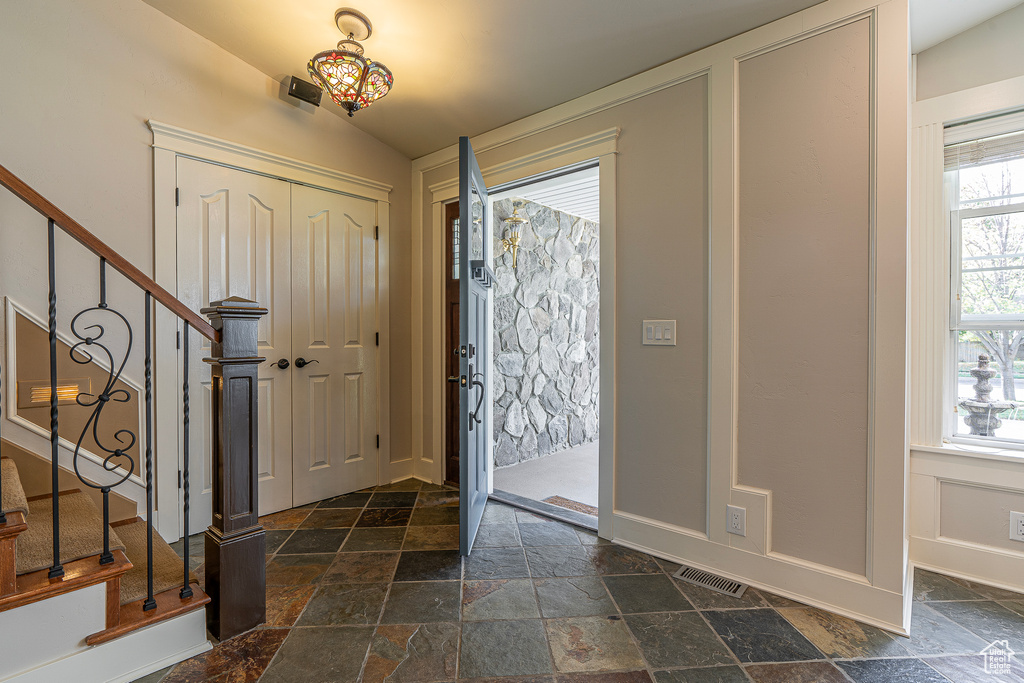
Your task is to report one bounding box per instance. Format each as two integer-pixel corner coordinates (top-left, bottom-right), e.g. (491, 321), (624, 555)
(201, 296), (268, 640)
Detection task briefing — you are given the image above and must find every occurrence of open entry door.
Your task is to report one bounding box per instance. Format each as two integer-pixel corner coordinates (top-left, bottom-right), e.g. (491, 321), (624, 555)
(458, 137), (493, 555)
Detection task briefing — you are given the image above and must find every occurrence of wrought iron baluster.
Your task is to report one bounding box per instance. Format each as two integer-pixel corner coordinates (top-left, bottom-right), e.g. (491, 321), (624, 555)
(143, 292), (155, 611)
(180, 323), (193, 599)
(47, 219), (64, 579)
(68, 255), (136, 566)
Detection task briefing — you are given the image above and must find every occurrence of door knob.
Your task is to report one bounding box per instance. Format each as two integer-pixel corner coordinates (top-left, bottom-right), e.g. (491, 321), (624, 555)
(273, 358), (290, 370)
(295, 357), (319, 368)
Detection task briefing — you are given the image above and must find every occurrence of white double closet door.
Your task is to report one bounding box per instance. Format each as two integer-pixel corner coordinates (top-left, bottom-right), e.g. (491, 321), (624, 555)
(176, 157), (379, 523)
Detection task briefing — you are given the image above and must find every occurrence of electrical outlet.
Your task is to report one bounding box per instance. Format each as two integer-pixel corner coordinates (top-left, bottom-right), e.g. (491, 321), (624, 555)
(1011, 511), (1024, 542)
(727, 505), (746, 537)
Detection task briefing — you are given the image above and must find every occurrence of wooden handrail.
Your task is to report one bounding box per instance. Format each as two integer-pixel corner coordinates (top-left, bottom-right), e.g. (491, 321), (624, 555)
(0, 164), (217, 342)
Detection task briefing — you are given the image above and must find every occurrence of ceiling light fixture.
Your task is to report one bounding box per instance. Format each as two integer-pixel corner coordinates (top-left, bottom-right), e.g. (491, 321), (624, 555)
(307, 8), (393, 117)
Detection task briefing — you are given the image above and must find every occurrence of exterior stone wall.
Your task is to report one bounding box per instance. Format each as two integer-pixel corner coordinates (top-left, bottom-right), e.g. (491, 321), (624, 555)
(492, 197), (599, 467)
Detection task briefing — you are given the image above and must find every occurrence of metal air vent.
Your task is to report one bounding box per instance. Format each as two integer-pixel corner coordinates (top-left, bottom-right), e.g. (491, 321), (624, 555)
(672, 565), (747, 599)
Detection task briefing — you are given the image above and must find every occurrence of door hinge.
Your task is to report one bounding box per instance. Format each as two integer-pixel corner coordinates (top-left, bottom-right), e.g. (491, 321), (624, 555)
(375, 332), (379, 346)
(374, 226), (379, 240)
(376, 434), (380, 448)
(175, 187), (180, 206)
(178, 470), (182, 489)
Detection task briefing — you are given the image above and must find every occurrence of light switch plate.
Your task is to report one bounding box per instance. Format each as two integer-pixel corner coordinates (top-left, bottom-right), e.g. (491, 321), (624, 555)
(642, 320), (677, 346)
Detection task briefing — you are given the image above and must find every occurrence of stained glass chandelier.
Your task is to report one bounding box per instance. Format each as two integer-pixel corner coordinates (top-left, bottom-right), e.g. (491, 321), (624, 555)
(308, 9), (393, 117)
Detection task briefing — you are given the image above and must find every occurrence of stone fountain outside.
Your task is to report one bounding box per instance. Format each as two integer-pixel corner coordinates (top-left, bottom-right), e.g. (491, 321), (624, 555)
(959, 354), (1018, 437)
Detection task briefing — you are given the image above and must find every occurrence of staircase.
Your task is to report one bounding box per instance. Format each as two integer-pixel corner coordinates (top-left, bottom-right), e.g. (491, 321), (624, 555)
(0, 163), (270, 681)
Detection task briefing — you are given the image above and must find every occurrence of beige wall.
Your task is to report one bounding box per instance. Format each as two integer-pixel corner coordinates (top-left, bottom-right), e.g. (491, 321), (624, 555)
(940, 481), (1024, 553)
(737, 19), (871, 575)
(916, 3), (1024, 101)
(419, 79), (710, 532)
(0, 0), (413, 467)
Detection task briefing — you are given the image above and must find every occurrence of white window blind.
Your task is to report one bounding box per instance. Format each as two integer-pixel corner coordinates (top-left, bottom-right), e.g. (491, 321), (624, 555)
(945, 129), (1024, 171)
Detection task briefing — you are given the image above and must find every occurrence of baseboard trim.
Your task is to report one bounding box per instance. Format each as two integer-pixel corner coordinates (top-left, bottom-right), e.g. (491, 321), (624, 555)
(614, 512), (909, 634)
(911, 536), (1024, 595)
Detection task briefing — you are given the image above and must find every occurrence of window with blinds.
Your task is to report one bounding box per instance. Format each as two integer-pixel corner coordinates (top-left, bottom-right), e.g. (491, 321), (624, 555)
(947, 120), (1024, 442)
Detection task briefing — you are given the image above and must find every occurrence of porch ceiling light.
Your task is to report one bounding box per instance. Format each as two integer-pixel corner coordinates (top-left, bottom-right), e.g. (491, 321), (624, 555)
(307, 8), (393, 117)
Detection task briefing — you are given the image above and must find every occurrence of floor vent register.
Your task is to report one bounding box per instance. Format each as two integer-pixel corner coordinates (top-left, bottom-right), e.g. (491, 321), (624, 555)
(672, 565), (748, 598)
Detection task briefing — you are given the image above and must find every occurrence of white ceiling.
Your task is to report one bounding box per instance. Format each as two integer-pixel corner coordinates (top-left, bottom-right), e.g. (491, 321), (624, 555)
(494, 166), (601, 224)
(910, 0), (1023, 52)
(142, 0), (1024, 159)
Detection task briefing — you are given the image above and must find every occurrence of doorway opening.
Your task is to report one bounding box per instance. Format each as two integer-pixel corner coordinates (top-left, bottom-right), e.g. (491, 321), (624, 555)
(445, 163), (600, 526)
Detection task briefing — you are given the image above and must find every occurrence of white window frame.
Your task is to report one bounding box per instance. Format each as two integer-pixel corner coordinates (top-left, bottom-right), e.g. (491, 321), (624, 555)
(946, 121), (1024, 451)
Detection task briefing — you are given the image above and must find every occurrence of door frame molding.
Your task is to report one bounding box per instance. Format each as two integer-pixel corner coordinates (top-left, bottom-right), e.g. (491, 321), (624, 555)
(420, 129), (618, 539)
(148, 121), (393, 541)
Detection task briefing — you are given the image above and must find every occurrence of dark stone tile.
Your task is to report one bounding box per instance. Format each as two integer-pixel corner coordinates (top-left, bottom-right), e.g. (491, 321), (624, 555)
(133, 665), (172, 683)
(517, 509), (557, 524)
(575, 530), (612, 546)
(901, 602), (990, 656)
(394, 550), (462, 581)
(463, 579), (540, 620)
(526, 546), (599, 577)
(460, 620), (554, 678)
(410, 506), (461, 526)
(925, 654), (1024, 682)
(264, 530), (294, 555)
(603, 574), (693, 614)
(417, 491), (460, 507)
(265, 554), (335, 586)
(481, 503), (519, 525)
(914, 569), (984, 602)
(381, 580), (461, 623)
(557, 673), (653, 683)
(298, 508), (361, 529)
(363, 623), (460, 683)
(588, 545), (662, 575)
(655, 558), (683, 574)
(296, 583), (388, 625)
(475, 523), (523, 548)
(744, 662), (849, 683)
(777, 606), (907, 658)
(404, 525), (460, 551)
(318, 491), (372, 508)
(757, 591), (805, 609)
(368, 492), (420, 508)
(546, 616), (645, 673)
(259, 509), (311, 530)
(462, 678), (553, 683)
(624, 612), (735, 668)
(703, 608), (823, 663)
(836, 658), (950, 683)
(162, 628), (289, 683)
(169, 533), (204, 561)
(958, 578), (1024, 601)
(265, 584), (315, 627)
(323, 551), (399, 584)
(929, 600), (1024, 652)
(259, 626), (374, 683)
(342, 527), (407, 552)
(536, 577), (617, 618)
(519, 523), (583, 547)
(672, 580), (768, 610)
(419, 482), (453, 492)
(1000, 599), (1024, 618)
(357, 507), (413, 527)
(466, 548), (532, 579)
(653, 667), (748, 683)
(375, 479), (424, 491)
(276, 528), (348, 555)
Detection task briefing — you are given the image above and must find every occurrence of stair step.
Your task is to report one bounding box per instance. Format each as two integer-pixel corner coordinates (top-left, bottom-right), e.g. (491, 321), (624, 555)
(17, 490), (125, 575)
(1, 458), (28, 517)
(113, 517), (196, 606)
(0, 549), (131, 614)
(86, 582), (210, 646)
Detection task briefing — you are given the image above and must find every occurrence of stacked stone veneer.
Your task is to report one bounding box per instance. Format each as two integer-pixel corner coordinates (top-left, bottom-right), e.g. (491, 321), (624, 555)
(492, 197), (599, 467)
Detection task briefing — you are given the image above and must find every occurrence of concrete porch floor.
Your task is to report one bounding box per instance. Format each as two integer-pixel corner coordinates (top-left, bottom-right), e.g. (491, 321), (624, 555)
(494, 441), (599, 508)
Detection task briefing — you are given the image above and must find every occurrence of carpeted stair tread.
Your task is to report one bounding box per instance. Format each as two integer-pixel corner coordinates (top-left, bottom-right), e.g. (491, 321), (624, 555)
(117, 519), (194, 606)
(16, 492), (125, 574)
(1, 458), (28, 517)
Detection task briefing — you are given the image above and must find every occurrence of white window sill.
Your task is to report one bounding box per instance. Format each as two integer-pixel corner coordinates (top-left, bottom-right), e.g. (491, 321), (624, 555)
(911, 441), (1024, 465)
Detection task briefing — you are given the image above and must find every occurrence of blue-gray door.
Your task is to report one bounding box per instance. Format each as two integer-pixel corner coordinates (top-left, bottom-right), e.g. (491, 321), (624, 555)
(459, 137), (493, 555)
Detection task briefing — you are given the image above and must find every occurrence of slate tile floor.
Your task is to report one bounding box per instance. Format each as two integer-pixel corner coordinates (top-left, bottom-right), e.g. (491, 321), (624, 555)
(143, 480), (1024, 682)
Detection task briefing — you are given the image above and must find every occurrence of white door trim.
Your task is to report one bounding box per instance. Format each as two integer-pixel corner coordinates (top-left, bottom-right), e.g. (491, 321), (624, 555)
(149, 121), (392, 541)
(417, 129), (619, 540)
